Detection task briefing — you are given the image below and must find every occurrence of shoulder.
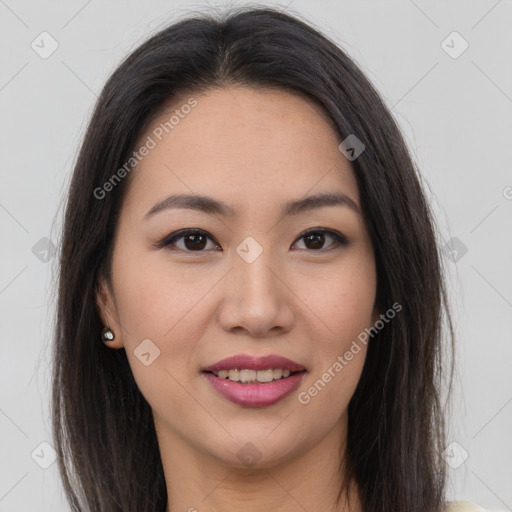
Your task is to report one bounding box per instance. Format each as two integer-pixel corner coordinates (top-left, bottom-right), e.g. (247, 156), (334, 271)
(446, 501), (490, 511)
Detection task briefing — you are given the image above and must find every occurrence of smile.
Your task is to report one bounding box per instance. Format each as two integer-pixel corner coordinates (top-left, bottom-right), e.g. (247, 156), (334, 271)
(208, 368), (299, 383)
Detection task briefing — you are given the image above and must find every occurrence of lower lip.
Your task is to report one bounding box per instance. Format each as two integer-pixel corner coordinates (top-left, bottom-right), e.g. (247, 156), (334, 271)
(202, 371), (306, 407)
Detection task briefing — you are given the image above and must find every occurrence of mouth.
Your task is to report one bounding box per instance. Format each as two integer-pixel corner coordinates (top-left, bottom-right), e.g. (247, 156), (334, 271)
(200, 353), (307, 407)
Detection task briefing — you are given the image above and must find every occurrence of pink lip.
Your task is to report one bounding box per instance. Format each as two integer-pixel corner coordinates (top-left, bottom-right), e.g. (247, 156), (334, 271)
(201, 354), (306, 373)
(202, 371), (307, 407)
(201, 354), (307, 407)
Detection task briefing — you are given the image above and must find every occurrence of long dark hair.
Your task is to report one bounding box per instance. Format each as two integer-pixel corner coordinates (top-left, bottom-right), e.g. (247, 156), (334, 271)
(51, 5), (455, 511)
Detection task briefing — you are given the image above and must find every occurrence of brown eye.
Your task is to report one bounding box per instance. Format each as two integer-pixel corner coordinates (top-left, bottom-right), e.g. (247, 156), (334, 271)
(159, 229), (220, 252)
(293, 229), (348, 251)
(183, 233), (207, 250)
(304, 232), (326, 250)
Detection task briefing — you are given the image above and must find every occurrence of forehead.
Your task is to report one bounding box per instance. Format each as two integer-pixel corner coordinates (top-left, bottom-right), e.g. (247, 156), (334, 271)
(124, 86), (360, 217)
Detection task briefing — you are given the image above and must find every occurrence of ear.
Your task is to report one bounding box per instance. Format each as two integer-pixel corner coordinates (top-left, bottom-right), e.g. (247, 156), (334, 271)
(96, 274), (124, 349)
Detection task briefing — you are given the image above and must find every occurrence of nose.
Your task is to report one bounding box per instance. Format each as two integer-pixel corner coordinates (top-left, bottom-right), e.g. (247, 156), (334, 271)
(217, 249), (295, 338)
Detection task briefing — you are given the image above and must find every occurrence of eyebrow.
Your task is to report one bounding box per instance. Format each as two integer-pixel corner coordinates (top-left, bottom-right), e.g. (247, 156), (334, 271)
(143, 191), (361, 221)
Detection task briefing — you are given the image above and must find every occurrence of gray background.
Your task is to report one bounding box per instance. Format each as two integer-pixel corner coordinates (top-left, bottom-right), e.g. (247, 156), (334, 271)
(0, 0), (511, 510)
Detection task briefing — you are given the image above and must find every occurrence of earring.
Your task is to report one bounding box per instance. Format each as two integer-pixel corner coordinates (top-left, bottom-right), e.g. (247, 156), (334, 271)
(101, 327), (115, 343)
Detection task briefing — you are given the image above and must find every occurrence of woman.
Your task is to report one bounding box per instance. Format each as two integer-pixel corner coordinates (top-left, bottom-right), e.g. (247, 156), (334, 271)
(51, 5), (485, 512)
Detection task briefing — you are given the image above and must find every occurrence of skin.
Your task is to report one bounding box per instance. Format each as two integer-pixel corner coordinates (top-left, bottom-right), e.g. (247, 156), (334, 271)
(97, 86), (380, 512)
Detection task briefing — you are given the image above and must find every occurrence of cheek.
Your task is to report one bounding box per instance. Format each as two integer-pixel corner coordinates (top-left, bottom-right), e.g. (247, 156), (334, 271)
(297, 258), (376, 353)
(323, 284), (375, 350)
(111, 248), (215, 403)
(305, 288), (372, 401)
(295, 255), (375, 412)
(112, 258), (207, 416)
(298, 342), (367, 429)
(113, 244), (213, 340)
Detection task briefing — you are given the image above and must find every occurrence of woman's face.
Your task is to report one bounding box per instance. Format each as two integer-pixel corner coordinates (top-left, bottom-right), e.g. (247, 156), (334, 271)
(97, 86), (379, 469)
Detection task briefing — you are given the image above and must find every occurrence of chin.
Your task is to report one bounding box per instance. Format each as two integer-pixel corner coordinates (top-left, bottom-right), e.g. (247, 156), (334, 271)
(206, 433), (303, 470)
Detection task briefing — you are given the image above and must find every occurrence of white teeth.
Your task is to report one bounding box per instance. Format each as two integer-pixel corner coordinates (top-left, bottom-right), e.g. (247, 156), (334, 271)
(212, 368), (296, 383)
(255, 369), (273, 383)
(240, 369), (257, 383)
(228, 369), (240, 381)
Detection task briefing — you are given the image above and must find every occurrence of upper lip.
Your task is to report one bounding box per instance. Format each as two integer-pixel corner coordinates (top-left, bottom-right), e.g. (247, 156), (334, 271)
(201, 354), (306, 373)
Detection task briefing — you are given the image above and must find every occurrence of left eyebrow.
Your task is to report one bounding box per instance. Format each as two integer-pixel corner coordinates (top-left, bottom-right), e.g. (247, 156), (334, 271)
(143, 191), (361, 221)
(282, 192), (361, 217)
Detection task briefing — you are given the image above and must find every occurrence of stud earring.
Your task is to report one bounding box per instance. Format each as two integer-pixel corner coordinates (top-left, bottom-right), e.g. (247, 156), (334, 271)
(101, 327), (115, 343)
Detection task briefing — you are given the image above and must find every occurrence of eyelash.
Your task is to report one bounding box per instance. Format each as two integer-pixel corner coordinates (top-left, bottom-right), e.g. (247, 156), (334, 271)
(156, 228), (348, 254)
